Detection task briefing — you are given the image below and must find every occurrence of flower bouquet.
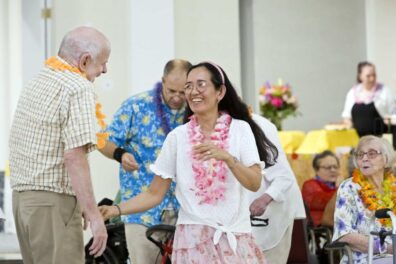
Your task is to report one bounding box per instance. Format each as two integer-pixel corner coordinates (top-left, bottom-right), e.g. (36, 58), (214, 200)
(258, 79), (299, 130)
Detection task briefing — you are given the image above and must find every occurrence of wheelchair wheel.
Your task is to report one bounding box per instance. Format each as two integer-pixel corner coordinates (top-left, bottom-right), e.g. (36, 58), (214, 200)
(85, 246), (120, 264)
(146, 224), (175, 264)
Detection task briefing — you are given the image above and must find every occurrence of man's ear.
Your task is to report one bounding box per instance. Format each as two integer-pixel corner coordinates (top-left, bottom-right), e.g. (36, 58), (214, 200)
(78, 53), (91, 72)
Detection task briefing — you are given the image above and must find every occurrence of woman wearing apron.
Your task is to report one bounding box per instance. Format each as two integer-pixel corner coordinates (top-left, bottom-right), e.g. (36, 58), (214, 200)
(342, 61), (396, 137)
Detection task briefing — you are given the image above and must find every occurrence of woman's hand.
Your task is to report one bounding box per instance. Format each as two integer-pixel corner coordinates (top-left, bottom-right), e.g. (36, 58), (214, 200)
(98, 205), (118, 221)
(192, 142), (231, 161)
(250, 194), (273, 216)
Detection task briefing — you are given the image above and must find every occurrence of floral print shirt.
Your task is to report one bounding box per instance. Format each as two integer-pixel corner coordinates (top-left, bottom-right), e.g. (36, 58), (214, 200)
(333, 178), (392, 264)
(107, 84), (184, 226)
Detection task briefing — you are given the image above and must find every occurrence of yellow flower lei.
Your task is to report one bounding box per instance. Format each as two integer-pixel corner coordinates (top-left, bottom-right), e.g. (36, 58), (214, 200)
(45, 56), (108, 149)
(352, 168), (396, 227)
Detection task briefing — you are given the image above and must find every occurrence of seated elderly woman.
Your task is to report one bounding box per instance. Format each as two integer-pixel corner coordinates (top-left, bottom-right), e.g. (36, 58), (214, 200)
(333, 135), (395, 263)
(302, 150), (341, 227)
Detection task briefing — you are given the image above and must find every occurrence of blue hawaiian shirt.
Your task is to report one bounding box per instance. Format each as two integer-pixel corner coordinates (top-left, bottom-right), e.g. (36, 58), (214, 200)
(333, 178), (392, 263)
(107, 84), (184, 226)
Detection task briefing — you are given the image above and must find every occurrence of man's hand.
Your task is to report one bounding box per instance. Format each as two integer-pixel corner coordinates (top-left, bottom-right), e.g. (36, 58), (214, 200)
(250, 193), (273, 216)
(99, 205), (118, 221)
(121, 152), (138, 171)
(88, 214), (108, 257)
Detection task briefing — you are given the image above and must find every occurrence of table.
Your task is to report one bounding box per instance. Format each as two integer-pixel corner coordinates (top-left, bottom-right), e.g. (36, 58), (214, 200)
(278, 131), (305, 154)
(296, 129), (359, 154)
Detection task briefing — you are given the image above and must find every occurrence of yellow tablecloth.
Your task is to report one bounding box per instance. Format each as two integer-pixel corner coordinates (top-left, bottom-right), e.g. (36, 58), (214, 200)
(296, 129), (359, 154)
(278, 131), (305, 154)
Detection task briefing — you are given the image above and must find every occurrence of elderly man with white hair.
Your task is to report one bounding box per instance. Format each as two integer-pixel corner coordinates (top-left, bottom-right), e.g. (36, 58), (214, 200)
(9, 26), (110, 264)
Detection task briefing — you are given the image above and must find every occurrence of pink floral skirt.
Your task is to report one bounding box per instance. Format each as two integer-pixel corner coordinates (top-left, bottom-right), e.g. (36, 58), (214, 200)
(172, 224), (266, 264)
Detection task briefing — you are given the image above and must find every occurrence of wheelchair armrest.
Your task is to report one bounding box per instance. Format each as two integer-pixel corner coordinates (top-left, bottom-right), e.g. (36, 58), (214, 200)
(146, 224), (176, 237)
(325, 241), (354, 264)
(325, 241), (348, 250)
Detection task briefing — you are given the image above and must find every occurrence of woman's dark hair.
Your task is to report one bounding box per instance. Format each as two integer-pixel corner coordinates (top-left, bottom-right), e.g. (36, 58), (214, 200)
(312, 150), (339, 171)
(183, 62), (278, 167)
(356, 61), (375, 83)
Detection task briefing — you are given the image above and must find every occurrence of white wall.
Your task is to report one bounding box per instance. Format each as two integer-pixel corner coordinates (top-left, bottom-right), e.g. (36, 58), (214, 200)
(245, 0), (367, 131)
(174, 0), (242, 93)
(0, 0), (10, 172)
(1, 0), (23, 233)
(22, 0), (46, 86)
(130, 0), (175, 95)
(366, 0), (396, 90)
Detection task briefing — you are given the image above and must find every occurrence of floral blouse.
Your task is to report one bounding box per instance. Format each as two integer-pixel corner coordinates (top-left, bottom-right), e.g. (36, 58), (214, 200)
(107, 85), (184, 226)
(333, 178), (391, 264)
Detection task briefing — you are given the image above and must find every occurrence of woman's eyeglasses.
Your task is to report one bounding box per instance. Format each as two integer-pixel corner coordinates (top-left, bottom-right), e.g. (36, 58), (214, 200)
(319, 165), (339, 171)
(184, 80), (209, 94)
(354, 150), (382, 160)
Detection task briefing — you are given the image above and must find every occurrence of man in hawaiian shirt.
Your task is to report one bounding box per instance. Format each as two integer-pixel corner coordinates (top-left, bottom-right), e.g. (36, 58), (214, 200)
(99, 59), (191, 264)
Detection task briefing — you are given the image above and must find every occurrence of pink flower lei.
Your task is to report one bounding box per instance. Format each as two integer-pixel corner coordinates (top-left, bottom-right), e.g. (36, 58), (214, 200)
(187, 112), (232, 205)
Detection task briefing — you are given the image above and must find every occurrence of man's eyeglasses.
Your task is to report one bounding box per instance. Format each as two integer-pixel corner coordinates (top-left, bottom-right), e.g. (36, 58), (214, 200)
(184, 80), (209, 94)
(354, 150), (382, 160)
(319, 165), (339, 171)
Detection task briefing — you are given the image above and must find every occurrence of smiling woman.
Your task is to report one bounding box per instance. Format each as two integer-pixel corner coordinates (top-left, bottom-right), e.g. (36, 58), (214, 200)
(333, 135), (396, 263)
(99, 61), (279, 263)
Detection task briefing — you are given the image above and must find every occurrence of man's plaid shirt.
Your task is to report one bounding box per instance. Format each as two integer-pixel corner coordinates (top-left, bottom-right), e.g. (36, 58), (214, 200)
(9, 58), (97, 195)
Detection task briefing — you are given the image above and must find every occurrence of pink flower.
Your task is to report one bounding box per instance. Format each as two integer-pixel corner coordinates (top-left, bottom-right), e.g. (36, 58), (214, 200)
(270, 97), (283, 108)
(188, 112), (231, 205)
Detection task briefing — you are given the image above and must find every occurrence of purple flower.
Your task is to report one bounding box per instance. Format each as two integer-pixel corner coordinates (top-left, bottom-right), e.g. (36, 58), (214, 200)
(357, 212), (364, 224)
(337, 219), (346, 231)
(337, 197), (346, 208)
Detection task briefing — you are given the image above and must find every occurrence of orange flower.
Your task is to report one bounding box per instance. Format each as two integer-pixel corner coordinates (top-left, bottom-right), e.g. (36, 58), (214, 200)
(95, 103), (109, 149)
(352, 169), (396, 228)
(45, 56), (108, 149)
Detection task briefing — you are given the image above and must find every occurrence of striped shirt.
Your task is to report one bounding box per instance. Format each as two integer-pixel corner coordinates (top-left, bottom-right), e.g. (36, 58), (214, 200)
(9, 58), (97, 195)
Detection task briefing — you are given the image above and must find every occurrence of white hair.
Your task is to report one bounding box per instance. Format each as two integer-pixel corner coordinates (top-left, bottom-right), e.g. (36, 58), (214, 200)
(58, 26), (110, 64)
(353, 135), (396, 169)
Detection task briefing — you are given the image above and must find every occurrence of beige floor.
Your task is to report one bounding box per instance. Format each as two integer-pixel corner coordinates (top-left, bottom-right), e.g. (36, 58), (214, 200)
(0, 233), (22, 263)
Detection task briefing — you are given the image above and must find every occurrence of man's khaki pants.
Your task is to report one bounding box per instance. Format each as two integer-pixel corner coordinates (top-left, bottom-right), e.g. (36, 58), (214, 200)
(12, 191), (84, 264)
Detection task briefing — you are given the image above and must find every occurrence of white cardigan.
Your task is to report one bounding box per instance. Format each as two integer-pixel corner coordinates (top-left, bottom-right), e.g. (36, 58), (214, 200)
(249, 114), (306, 250)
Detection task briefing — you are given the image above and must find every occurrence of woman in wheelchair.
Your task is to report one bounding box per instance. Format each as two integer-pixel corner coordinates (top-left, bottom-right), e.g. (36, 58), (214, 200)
(99, 62), (278, 263)
(302, 150), (341, 227)
(332, 135), (395, 263)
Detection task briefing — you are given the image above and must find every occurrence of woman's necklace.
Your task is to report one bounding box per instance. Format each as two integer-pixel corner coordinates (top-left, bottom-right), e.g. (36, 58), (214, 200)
(352, 168), (396, 227)
(153, 83), (172, 135)
(188, 112), (232, 205)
